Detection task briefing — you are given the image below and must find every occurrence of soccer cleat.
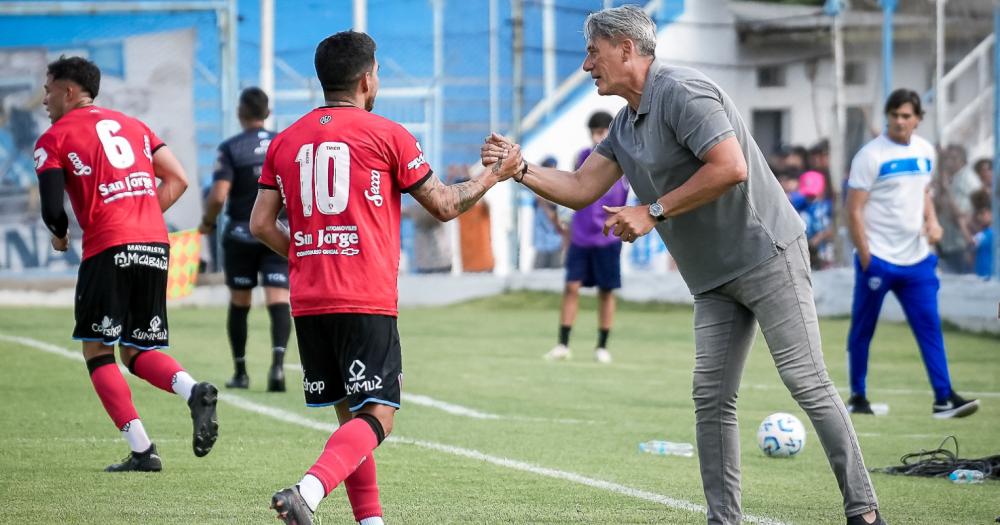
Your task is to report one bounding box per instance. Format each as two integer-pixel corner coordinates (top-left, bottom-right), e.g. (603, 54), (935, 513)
(544, 344), (571, 361)
(846, 509), (886, 525)
(847, 394), (874, 415)
(188, 382), (219, 457)
(594, 347), (612, 364)
(105, 443), (162, 472)
(271, 486), (314, 525)
(267, 364), (286, 392)
(932, 392), (979, 419)
(225, 373), (249, 389)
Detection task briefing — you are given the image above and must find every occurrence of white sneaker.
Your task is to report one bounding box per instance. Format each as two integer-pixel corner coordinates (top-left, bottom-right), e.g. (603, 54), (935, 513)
(544, 344), (571, 361)
(594, 348), (612, 364)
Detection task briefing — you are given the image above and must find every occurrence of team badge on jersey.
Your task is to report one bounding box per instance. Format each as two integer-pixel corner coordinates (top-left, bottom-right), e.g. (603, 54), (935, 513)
(33, 147), (48, 170)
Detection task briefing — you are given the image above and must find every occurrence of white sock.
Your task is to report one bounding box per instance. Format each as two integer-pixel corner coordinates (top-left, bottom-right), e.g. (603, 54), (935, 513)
(297, 474), (325, 513)
(359, 517), (385, 525)
(171, 371), (197, 401)
(120, 418), (152, 453)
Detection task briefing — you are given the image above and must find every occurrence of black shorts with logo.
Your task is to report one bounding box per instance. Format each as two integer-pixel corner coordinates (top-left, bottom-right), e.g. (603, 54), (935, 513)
(293, 313), (402, 412)
(222, 221), (289, 290)
(73, 242), (170, 349)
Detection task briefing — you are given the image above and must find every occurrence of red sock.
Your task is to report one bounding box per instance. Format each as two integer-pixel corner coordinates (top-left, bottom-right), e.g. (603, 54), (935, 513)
(345, 453), (382, 521)
(89, 362), (140, 429)
(306, 418), (379, 494)
(130, 351), (184, 393)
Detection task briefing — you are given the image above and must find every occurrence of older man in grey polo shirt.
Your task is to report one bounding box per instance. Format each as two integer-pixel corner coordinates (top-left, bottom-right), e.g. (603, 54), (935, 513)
(482, 5), (882, 525)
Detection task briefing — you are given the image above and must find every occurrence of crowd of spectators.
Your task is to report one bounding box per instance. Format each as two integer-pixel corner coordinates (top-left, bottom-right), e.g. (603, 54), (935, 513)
(769, 140), (994, 278)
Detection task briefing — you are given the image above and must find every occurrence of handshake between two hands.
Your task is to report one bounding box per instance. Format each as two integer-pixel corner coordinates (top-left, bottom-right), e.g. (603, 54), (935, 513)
(479, 132), (525, 182)
(477, 132), (655, 244)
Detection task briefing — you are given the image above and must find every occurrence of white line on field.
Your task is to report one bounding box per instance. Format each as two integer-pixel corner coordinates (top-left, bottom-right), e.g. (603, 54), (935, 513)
(1, 332), (787, 525)
(285, 363), (595, 425)
(745, 383), (1000, 399)
(855, 433), (949, 439)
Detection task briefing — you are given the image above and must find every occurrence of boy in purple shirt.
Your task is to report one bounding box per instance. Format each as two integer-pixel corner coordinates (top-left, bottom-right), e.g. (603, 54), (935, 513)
(546, 111), (629, 364)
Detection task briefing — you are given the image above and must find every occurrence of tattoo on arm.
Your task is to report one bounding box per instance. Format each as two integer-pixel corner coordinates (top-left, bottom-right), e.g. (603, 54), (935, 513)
(413, 175), (489, 220)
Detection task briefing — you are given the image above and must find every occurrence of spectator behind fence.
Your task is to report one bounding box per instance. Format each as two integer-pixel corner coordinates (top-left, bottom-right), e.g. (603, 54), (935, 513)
(845, 88), (979, 420)
(533, 156), (566, 269)
(798, 170), (834, 269)
(405, 201), (452, 274)
(973, 157), (993, 196)
(449, 164), (495, 272)
(971, 189), (994, 279)
(932, 145), (974, 273)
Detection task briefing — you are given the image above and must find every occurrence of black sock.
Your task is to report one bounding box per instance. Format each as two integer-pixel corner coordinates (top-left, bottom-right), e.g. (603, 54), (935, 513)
(227, 303), (250, 375)
(558, 325), (571, 346)
(598, 328), (610, 349)
(271, 347), (285, 367)
(268, 303), (291, 367)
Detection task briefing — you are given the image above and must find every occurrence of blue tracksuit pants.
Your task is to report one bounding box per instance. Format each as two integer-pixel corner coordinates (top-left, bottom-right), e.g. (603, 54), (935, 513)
(846, 253), (953, 403)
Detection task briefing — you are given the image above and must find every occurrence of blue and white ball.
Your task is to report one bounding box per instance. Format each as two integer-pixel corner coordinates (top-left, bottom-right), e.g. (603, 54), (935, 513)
(756, 412), (806, 458)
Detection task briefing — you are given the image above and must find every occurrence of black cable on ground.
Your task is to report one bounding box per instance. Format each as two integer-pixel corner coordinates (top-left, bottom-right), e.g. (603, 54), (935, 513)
(872, 436), (1000, 479)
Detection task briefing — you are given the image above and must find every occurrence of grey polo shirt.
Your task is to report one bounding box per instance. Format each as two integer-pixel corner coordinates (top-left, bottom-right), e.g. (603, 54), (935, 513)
(594, 62), (803, 294)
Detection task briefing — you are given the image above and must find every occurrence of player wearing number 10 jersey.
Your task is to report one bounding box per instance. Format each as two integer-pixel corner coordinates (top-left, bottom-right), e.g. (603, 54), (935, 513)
(251, 31), (524, 525)
(34, 56), (218, 473)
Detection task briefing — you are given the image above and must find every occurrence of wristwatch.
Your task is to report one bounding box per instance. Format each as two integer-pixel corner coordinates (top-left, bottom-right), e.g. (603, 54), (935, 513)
(648, 201), (667, 222)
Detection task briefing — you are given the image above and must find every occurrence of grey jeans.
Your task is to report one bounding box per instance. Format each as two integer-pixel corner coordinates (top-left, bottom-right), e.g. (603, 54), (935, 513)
(692, 235), (877, 524)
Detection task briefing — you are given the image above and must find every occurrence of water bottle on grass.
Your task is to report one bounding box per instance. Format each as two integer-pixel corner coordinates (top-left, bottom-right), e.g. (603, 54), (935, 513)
(948, 469), (985, 484)
(639, 440), (694, 457)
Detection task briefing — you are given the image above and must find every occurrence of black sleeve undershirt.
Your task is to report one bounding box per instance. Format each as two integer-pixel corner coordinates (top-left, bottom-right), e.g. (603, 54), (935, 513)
(38, 168), (69, 238)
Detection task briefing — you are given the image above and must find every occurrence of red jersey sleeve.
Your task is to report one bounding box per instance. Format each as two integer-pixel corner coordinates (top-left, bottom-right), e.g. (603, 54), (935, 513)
(390, 124), (432, 192)
(136, 120), (165, 158)
(258, 137), (279, 189)
(33, 131), (63, 174)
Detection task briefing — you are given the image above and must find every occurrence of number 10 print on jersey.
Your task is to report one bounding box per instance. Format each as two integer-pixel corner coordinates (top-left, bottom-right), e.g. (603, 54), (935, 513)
(259, 106), (432, 317)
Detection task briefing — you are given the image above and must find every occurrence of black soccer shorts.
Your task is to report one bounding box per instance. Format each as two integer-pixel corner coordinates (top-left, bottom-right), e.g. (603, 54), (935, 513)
(73, 242), (170, 349)
(222, 222), (289, 290)
(293, 313), (402, 412)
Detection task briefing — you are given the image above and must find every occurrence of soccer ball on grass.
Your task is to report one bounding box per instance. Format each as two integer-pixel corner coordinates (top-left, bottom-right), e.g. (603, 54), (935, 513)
(756, 412), (805, 458)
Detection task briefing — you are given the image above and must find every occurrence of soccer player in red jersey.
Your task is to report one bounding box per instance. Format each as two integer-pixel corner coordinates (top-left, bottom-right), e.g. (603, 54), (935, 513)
(251, 31), (523, 525)
(34, 56), (219, 472)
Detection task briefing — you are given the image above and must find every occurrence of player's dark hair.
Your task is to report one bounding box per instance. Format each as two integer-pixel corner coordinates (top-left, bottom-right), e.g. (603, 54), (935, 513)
(47, 56), (101, 99)
(973, 157), (992, 173)
(884, 88), (924, 117)
(314, 31), (376, 94)
(587, 111), (613, 130)
(238, 87), (269, 121)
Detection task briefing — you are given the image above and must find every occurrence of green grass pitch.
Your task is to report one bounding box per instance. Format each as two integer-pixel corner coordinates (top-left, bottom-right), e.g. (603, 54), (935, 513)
(0, 292), (997, 524)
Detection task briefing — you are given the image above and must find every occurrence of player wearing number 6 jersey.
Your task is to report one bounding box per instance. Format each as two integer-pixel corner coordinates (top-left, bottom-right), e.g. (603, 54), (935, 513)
(250, 31), (524, 525)
(34, 56), (219, 473)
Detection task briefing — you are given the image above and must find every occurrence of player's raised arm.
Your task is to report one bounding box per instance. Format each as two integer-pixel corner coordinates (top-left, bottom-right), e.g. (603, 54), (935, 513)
(151, 146), (189, 212)
(250, 188), (289, 257)
(410, 145), (523, 222)
(481, 132), (622, 210)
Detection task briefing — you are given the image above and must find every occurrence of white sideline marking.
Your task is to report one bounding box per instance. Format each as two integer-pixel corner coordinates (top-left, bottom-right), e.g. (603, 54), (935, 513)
(285, 363), (594, 425)
(1, 332), (788, 525)
(856, 433), (948, 439)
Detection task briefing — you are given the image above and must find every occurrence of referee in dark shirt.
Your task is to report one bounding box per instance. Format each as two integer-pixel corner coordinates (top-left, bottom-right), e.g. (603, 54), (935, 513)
(200, 87), (290, 392)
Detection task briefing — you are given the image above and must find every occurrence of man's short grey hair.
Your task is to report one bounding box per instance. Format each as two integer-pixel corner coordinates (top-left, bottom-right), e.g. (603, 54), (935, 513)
(584, 5), (657, 57)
